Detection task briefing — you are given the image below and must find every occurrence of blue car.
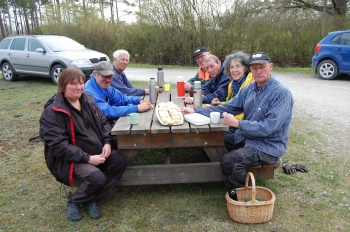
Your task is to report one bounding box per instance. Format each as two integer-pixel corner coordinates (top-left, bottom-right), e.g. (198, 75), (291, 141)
(312, 30), (350, 80)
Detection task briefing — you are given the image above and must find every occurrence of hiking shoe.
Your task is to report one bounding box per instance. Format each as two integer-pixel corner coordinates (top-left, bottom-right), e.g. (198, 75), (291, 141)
(85, 202), (103, 219)
(67, 203), (82, 222)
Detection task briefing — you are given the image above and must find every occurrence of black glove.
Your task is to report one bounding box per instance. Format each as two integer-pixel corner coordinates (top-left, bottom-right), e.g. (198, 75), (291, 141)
(293, 164), (308, 173)
(282, 160), (296, 174)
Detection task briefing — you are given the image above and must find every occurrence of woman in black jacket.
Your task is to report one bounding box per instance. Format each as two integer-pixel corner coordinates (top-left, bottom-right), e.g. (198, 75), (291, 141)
(40, 67), (127, 221)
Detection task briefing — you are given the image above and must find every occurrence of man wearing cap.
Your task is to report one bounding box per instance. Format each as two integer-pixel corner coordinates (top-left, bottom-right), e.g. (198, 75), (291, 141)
(181, 52), (294, 190)
(84, 61), (152, 122)
(184, 54), (231, 104)
(184, 47), (211, 92)
(110, 49), (159, 96)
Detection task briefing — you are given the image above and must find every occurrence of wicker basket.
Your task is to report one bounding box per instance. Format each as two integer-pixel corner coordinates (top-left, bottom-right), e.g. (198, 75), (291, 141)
(225, 172), (275, 224)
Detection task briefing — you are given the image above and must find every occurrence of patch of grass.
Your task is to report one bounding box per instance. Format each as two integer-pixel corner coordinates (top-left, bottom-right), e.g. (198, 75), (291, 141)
(0, 75), (349, 231)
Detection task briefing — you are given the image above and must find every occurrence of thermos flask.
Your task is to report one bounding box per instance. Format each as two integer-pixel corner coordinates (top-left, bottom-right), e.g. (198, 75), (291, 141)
(176, 76), (185, 98)
(157, 67), (164, 93)
(193, 81), (202, 109)
(149, 77), (156, 104)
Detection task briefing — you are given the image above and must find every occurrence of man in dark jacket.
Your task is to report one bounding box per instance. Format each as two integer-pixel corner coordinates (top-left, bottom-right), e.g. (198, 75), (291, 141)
(184, 54), (231, 104)
(111, 49), (159, 96)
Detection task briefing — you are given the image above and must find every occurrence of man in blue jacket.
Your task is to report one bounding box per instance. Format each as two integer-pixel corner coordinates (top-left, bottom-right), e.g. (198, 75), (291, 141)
(110, 49), (159, 96)
(84, 61), (152, 121)
(184, 55), (231, 104)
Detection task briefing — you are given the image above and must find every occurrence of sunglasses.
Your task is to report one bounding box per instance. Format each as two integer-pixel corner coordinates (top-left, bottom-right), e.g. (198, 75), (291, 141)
(101, 74), (113, 79)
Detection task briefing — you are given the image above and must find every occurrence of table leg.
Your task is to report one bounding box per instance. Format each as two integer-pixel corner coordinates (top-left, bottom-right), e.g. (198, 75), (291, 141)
(202, 146), (228, 162)
(119, 149), (139, 165)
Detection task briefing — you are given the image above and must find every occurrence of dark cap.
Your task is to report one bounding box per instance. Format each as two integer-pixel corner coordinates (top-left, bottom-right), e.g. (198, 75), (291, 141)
(192, 47), (209, 58)
(248, 52), (271, 65)
(94, 61), (114, 76)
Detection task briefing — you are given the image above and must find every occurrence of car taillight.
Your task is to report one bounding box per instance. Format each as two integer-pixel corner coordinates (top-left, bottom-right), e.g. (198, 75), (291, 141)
(315, 45), (321, 54)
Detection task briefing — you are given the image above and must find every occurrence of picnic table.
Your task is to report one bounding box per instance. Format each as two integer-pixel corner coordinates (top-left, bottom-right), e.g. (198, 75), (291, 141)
(111, 89), (229, 185)
(111, 89), (280, 186)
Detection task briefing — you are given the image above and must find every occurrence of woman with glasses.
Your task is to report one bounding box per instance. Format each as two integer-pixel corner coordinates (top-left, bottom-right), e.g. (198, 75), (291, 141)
(211, 51), (254, 110)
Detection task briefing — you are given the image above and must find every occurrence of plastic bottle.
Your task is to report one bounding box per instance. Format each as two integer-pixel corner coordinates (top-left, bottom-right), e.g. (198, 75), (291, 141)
(193, 81), (202, 109)
(149, 77), (156, 104)
(157, 67), (164, 93)
(176, 76), (185, 98)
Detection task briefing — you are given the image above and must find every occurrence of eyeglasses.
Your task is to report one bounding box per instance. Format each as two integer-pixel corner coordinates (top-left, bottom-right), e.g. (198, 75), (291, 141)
(195, 54), (206, 61)
(229, 65), (244, 70)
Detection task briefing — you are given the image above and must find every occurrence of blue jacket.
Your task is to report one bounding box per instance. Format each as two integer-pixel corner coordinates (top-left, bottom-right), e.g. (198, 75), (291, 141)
(196, 77), (294, 157)
(84, 75), (141, 120)
(111, 66), (146, 96)
(201, 64), (231, 103)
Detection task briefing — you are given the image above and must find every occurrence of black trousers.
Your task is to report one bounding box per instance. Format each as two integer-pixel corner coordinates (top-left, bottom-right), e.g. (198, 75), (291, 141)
(221, 133), (278, 189)
(67, 150), (127, 204)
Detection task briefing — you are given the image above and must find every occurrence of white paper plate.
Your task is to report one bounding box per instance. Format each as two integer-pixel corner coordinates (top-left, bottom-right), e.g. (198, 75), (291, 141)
(156, 102), (184, 126)
(184, 113), (210, 126)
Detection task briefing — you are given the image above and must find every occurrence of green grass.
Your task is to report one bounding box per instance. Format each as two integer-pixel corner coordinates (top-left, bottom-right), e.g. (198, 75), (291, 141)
(0, 73), (349, 231)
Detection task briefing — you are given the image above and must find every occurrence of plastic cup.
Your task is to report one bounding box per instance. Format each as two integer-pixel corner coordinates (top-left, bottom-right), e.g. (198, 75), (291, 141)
(130, 113), (139, 125)
(210, 112), (220, 124)
(164, 83), (171, 92)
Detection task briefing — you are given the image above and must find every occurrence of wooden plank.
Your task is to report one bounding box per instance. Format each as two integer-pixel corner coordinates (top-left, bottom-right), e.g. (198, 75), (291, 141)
(118, 162), (224, 185)
(117, 131), (224, 149)
(203, 146), (228, 162)
(111, 117), (131, 135)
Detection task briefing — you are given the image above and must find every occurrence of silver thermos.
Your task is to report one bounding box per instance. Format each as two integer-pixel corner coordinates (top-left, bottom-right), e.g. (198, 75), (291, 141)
(157, 67), (164, 93)
(149, 77), (156, 104)
(193, 81), (202, 109)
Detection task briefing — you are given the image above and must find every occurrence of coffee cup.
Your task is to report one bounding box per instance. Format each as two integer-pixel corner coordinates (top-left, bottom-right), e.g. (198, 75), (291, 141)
(164, 83), (170, 92)
(130, 113), (139, 125)
(210, 112), (220, 124)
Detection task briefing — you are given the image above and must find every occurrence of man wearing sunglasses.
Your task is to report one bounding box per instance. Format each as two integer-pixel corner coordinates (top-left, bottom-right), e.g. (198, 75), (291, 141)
(84, 61), (152, 122)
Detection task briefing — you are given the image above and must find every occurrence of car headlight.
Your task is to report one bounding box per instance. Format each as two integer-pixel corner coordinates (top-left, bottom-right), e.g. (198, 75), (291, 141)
(70, 59), (91, 66)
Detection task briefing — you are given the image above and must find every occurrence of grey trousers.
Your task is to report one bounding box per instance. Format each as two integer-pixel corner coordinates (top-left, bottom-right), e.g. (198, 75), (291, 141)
(67, 150), (127, 205)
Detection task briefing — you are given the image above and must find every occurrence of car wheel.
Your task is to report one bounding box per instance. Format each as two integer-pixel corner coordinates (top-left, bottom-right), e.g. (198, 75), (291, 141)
(51, 64), (64, 84)
(317, 60), (338, 80)
(1, 62), (18, 81)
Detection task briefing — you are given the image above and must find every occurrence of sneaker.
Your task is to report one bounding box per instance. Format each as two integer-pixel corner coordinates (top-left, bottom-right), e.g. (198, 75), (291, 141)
(67, 203), (82, 222)
(84, 202), (103, 219)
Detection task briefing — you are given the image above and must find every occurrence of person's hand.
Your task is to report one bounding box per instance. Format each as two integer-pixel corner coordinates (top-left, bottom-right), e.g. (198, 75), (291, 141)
(101, 144), (111, 158)
(145, 89), (149, 95)
(155, 86), (160, 93)
(282, 160), (296, 174)
(138, 103), (153, 112)
(211, 98), (220, 106)
(184, 97), (194, 104)
(293, 164), (308, 172)
(184, 82), (192, 92)
(88, 155), (106, 166)
(180, 107), (195, 115)
(223, 112), (238, 128)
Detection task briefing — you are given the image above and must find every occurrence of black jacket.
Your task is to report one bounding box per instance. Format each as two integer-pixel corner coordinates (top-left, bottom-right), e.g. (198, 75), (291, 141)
(40, 92), (113, 186)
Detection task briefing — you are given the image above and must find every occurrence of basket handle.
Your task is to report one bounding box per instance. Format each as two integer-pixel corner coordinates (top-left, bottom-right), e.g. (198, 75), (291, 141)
(244, 172), (257, 203)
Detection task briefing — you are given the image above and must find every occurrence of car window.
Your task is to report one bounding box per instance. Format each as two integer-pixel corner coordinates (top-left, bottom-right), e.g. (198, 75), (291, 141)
(10, 38), (26, 51)
(0, 38), (12, 49)
(40, 37), (85, 52)
(339, 33), (350, 45)
(28, 38), (45, 52)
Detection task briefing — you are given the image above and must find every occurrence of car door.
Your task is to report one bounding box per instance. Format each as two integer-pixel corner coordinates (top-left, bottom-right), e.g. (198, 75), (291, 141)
(25, 38), (50, 75)
(9, 38), (27, 72)
(335, 32), (350, 73)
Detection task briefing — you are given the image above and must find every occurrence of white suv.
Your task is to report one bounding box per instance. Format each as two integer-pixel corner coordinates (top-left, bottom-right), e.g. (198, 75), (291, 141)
(0, 35), (110, 84)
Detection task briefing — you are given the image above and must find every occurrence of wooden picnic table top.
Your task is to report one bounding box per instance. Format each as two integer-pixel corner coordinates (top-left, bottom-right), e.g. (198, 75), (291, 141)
(111, 89), (228, 136)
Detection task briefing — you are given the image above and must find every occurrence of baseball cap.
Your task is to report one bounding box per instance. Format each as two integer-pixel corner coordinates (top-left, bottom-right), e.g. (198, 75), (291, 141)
(94, 61), (114, 76)
(192, 47), (209, 58)
(248, 52), (271, 65)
